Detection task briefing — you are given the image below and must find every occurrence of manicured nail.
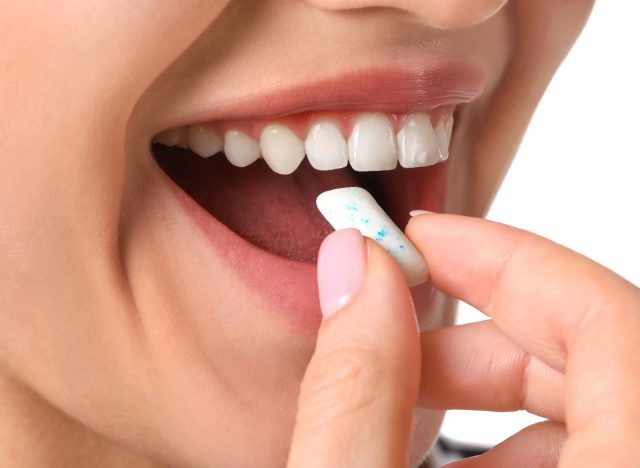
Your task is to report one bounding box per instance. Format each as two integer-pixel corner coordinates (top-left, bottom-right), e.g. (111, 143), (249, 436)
(317, 228), (366, 318)
(409, 210), (434, 217)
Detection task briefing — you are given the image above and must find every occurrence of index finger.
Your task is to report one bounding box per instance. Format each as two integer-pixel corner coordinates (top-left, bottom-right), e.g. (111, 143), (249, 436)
(406, 214), (640, 460)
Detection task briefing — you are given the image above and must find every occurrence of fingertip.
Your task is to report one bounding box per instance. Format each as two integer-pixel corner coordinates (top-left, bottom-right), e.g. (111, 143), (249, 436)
(405, 210), (449, 235)
(405, 211), (453, 254)
(317, 228), (367, 319)
(409, 209), (434, 217)
(361, 237), (415, 303)
(292, 236), (422, 468)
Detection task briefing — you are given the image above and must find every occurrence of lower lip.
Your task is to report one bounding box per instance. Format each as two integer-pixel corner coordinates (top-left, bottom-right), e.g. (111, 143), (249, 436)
(160, 163), (446, 337)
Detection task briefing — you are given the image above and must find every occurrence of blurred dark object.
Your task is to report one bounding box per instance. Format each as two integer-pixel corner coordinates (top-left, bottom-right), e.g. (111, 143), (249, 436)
(419, 436), (490, 468)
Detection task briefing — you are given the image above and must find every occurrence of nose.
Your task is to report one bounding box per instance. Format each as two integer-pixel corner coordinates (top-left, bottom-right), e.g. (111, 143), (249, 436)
(302, 0), (509, 29)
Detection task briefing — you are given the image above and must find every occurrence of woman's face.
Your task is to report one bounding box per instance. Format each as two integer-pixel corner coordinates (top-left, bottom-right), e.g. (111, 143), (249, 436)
(0, 1), (593, 466)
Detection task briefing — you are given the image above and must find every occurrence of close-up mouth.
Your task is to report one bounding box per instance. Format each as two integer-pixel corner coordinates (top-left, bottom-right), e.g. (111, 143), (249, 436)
(151, 64), (484, 268)
(4, 1), (614, 466)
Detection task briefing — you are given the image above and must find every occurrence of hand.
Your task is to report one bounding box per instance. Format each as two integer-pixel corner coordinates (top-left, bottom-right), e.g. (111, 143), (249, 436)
(286, 214), (640, 467)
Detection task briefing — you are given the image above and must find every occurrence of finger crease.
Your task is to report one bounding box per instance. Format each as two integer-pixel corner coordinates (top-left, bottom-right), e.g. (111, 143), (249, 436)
(484, 234), (531, 314)
(517, 352), (534, 412)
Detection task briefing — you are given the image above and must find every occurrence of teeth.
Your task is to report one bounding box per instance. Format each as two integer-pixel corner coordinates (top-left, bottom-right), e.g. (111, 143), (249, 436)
(224, 130), (261, 167)
(305, 121), (348, 171)
(156, 127), (189, 148)
(435, 116), (454, 161)
(348, 113), (398, 172)
(188, 125), (223, 158)
(445, 115), (454, 144)
(155, 112), (454, 173)
(397, 113), (440, 168)
(259, 124), (305, 175)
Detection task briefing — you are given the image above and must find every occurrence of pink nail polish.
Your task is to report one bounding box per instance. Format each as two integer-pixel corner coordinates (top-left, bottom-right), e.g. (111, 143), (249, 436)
(317, 229), (366, 319)
(409, 210), (434, 217)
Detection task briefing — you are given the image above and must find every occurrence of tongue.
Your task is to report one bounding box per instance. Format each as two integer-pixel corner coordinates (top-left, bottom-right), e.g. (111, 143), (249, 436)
(155, 146), (361, 262)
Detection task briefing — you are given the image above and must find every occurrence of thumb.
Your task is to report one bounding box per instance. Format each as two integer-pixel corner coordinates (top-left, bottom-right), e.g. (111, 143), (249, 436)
(288, 229), (421, 468)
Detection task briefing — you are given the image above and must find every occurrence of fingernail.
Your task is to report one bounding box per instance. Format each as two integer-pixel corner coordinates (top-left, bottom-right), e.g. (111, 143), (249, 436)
(409, 210), (435, 217)
(317, 228), (366, 319)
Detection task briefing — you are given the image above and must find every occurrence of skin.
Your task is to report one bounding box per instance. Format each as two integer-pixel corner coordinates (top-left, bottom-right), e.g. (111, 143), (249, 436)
(290, 218), (640, 466)
(0, 0), (610, 467)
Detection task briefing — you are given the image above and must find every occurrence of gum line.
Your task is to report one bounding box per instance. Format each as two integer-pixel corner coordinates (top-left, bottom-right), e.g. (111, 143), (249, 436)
(201, 106), (455, 141)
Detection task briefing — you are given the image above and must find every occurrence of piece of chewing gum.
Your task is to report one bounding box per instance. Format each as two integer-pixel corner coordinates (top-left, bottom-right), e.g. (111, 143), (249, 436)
(316, 187), (428, 287)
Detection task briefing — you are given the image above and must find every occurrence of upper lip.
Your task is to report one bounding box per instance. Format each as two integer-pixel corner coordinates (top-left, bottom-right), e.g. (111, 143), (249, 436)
(184, 61), (486, 124)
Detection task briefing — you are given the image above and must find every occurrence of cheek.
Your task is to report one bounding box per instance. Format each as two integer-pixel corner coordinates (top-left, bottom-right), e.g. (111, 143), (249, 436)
(460, 0), (594, 215)
(0, 0), (236, 460)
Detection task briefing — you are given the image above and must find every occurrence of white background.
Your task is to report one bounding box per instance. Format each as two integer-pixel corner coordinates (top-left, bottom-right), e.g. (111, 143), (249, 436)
(441, 1), (640, 447)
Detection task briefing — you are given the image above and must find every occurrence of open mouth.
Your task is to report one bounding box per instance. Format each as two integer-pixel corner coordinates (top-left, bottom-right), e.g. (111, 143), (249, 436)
(146, 65), (483, 330)
(152, 108), (454, 264)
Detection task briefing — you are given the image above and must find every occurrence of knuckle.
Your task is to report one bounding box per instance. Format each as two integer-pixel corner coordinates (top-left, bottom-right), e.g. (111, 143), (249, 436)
(517, 352), (534, 411)
(296, 344), (388, 430)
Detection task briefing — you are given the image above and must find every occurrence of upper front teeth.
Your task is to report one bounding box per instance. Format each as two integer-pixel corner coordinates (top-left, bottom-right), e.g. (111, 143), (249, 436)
(260, 124), (306, 175)
(155, 112), (454, 173)
(305, 121), (348, 171)
(224, 130), (261, 167)
(348, 113), (398, 171)
(397, 113), (441, 168)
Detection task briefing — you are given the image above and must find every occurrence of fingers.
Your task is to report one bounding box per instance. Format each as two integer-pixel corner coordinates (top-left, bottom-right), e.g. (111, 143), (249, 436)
(407, 214), (639, 370)
(419, 320), (564, 422)
(407, 214), (640, 463)
(288, 229), (420, 468)
(444, 421), (565, 468)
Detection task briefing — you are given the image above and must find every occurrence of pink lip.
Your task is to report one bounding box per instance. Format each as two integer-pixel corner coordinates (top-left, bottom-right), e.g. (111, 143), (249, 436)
(158, 62), (482, 336)
(193, 63), (485, 121)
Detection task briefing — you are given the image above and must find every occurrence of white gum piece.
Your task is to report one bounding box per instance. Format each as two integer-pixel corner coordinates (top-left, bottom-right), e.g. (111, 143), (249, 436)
(224, 130), (261, 167)
(260, 124), (306, 175)
(316, 187), (428, 287)
(188, 125), (223, 158)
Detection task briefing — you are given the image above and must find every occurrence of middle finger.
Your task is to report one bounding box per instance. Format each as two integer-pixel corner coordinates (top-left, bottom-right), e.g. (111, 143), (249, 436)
(418, 320), (564, 421)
